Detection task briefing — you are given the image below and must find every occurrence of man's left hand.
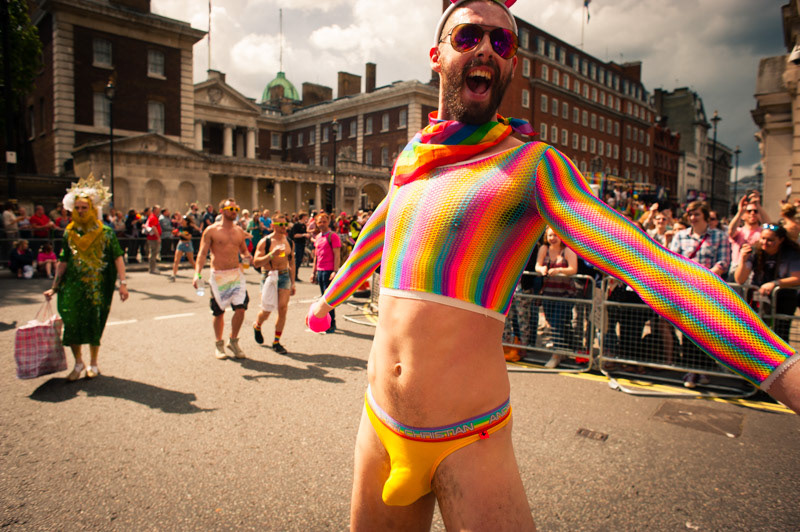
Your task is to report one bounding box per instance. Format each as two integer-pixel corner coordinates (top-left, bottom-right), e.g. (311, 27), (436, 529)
(119, 285), (130, 301)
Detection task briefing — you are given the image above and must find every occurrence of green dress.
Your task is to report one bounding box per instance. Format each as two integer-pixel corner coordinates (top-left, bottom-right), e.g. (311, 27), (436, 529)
(57, 224), (123, 346)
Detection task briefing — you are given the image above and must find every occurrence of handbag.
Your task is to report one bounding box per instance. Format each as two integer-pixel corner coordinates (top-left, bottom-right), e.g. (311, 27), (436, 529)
(14, 301), (67, 379)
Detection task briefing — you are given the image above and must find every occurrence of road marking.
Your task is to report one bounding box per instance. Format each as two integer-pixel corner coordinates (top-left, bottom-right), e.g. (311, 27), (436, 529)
(106, 319), (138, 326)
(154, 313), (196, 320)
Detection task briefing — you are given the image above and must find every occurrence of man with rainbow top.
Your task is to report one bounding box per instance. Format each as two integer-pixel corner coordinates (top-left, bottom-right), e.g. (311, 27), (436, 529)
(307, 0), (800, 529)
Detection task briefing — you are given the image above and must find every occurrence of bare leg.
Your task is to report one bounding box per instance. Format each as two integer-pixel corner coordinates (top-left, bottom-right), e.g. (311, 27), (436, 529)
(275, 289), (290, 333)
(67, 345), (85, 380)
(350, 408), (436, 531)
(213, 314), (225, 341)
(172, 251), (183, 277)
(255, 310), (272, 328)
(45, 261), (53, 277)
(70, 345), (83, 365)
(230, 308), (245, 338)
(768, 360), (800, 415)
(89, 345), (100, 366)
(186, 252), (195, 268)
(434, 419), (535, 531)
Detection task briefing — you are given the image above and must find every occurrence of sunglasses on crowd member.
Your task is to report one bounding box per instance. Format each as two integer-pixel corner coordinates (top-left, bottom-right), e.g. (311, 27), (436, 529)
(440, 23), (518, 59)
(273, 222), (288, 227)
(762, 223), (780, 232)
(745, 208), (758, 214)
(221, 205), (240, 213)
(708, 216), (718, 221)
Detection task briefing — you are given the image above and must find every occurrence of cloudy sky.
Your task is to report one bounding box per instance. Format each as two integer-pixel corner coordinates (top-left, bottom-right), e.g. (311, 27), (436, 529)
(151, 0), (787, 176)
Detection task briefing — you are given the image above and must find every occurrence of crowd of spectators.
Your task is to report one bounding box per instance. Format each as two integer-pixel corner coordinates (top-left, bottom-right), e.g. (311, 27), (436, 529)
(1, 199), (374, 283)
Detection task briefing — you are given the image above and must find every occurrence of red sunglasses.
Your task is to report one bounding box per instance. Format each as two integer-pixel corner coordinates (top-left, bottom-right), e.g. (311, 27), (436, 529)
(441, 23), (518, 59)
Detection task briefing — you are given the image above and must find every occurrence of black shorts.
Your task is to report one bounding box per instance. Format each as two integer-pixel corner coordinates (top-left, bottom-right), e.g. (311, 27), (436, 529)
(210, 292), (249, 316)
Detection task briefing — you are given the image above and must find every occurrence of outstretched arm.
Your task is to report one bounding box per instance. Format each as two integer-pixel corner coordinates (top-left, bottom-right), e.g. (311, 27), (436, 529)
(533, 147), (799, 407)
(313, 193), (390, 315)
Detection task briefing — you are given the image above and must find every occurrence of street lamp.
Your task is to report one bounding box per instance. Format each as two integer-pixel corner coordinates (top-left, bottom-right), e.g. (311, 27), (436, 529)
(104, 78), (115, 207)
(732, 145), (741, 213)
(709, 110), (721, 211)
(331, 118), (339, 213)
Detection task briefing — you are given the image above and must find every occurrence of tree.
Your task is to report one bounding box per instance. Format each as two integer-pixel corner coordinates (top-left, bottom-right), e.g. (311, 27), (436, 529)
(1, 0), (42, 142)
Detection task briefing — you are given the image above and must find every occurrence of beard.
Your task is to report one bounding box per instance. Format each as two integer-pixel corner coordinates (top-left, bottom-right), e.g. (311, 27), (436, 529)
(72, 209), (99, 230)
(440, 56), (512, 125)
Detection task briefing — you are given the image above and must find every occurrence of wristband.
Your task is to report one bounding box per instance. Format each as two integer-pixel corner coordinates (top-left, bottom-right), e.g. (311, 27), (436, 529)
(195, 272), (202, 279)
(120, 280), (127, 285)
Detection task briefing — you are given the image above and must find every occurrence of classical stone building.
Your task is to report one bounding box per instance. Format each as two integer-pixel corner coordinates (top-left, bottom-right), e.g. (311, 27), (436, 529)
(751, 1), (799, 218)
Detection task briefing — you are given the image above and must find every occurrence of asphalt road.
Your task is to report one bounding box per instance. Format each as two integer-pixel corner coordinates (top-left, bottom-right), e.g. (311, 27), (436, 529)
(1, 265), (798, 531)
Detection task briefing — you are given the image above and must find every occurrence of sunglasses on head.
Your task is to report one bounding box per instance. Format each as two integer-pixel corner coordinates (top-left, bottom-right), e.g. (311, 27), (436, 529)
(273, 222), (288, 227)
(222, 205), (240, 213)
(441, 23), (518, 60)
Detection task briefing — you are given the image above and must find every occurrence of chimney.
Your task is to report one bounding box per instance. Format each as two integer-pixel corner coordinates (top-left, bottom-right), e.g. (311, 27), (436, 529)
(108, 0), (151, 13)
(207, 69), (226, 83)
(337, 71), (362, 98)
(365, 63), (376, 93)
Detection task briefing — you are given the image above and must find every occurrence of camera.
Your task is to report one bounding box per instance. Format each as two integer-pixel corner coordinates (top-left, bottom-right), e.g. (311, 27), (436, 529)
(789, 43), (800, 65)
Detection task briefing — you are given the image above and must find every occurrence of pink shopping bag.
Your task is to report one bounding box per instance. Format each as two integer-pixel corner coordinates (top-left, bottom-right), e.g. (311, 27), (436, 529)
(14, 301), (67, 379)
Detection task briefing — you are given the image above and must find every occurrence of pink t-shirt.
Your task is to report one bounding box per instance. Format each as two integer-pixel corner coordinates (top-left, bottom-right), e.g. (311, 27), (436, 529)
(314, 231), (341, 271)
(37, 251), (57, 262)
(730, 225), (761, 266)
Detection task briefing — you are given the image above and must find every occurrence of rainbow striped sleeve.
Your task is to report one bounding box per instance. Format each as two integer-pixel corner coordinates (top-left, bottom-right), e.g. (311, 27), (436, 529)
(534, 146), (798, 389)
(322, 194), (389, 307)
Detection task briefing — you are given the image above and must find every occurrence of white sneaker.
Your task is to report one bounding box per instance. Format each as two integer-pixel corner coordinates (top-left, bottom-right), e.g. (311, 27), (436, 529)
(214, 340), (227, 359)
(227, 338), (246, 359)
(544, 355), (562, 369)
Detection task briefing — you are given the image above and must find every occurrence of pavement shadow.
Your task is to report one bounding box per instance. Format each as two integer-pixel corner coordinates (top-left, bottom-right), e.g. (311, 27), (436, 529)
(329, 329), (375, 341)
(284, 351), (366, 372)
(0, 320), (18, 332)
(29, 375), (214, 414)
(0, 277), (52, 305)
(235, 357), (345, 384)
(127, 287), (194, 303)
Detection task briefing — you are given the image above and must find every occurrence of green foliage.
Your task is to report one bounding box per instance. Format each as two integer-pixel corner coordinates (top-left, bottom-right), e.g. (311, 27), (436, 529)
(1, 0), (43, 110)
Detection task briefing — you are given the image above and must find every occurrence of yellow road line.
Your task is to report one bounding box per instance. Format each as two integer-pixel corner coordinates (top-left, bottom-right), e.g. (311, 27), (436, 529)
(506, 361), (792, 414)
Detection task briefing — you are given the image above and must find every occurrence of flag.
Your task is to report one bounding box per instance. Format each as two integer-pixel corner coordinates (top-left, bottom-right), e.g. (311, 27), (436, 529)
(584, 0), (591, 23)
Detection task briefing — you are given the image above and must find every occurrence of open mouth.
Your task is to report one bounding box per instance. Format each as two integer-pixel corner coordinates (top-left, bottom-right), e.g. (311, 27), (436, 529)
(465, 68), (493, 95)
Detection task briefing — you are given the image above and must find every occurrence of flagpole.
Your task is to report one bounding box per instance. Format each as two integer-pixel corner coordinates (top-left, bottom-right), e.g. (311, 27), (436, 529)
(580, 6), (585, 49)
(208, 0), (211, 72)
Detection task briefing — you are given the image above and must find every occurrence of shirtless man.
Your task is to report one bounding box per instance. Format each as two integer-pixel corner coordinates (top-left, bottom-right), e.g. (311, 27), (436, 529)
(252, 213), (296, 354)
(193, 198), (252, 360)
(309, 1), (800, 529)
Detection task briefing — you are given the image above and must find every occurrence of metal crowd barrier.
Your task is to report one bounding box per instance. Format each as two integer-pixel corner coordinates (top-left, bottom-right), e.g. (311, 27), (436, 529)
(596, 278), (758, 398)
(342, 271), (381, 326)
(502, 273), (596, 374)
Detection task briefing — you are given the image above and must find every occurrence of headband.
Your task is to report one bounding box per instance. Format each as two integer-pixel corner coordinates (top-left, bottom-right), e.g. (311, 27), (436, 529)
(434, 0), (518, 47)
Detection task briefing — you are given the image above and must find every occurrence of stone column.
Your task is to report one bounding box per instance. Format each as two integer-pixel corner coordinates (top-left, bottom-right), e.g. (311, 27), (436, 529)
(223, 125), (234, 156)
(295, 181), (303, 212)
(227, 176), (235, 198)
(315, 183), (322, 212)
(247, 128), (256, 159)
(274, 180), (282, 213)
(356, 112), (364, 163)
(195, 121), (204, 150)
(408, 102), (422, 142)
(251, 177), (260, 210)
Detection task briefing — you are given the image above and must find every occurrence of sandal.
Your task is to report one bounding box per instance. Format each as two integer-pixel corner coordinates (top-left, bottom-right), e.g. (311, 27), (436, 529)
(66, 362), (85, 381)
(86, 365), (100, 378)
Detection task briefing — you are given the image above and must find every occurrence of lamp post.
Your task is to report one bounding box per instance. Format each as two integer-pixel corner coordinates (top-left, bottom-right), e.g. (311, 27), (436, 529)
(104, 78), (115, 207)
(732, 145), (741, 213)
(709, 110), (721, 211)
(331, 118), (338, 213)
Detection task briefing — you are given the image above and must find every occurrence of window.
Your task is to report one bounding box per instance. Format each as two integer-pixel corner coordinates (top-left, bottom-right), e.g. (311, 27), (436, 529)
(365, 116), (373, 135)
(563, 73), (570, 90)
(522, 89), (530, 108)
(581, 135), (587, 151)
(590, 114), (597, 129)
(537, 37), (545, 55)
(572, 55), (579, 70)
(148, 50), (165, 77)
(645, 153), (649, 167)
(365, 149), (372, 166)
(607, 120), (613, 135)
(399, 109), (407, 128)
(322, 126), (329, 142)
(582, 110), (588, 127)
(614, 122), (619, 136)
(381, 146), (389, 166)
(551, 98), (558, 116)
(522, 58), (530, 77)
(335, 123), (342, 140)
(582, 85), (589, 99)
(541, 64), (548, 82)
(309, 157), (315, 166)
(297, 132), (303, 147)
(574, 80), (580, 94)
(561, 129), (568, 146)
(589, 138), (596, 154)
(562, 102), (569, 119)
(550, 126), (558, 144)
(349, 120), (356, 138)
(600, 92), (606, 106)
(613, 145), (619, 158)
(592, 88), (597, 102)
(552, 69), (559, 86)
(309, 129), (316, 145)
(381, 113), (389, 131)
(286, 135), (292, 149)
(540, 123), (547, 141)
(541, 94), (548, 112)
(580, 161), (587, 173)
(548, 43), (556, 60)
(93, 38), (112, 67)
(625, 147), (631, 162)
(93, 93), (110, 127)
(559, 49), (566, 64)
(322, 155), (329, 166)
(598, 140), (604, 155)
(520, 29), (530, 49)
(599, 117), (604, 131)
(606, 143), (612, 157)
(573, 108), (579, 123)
(572, 133), (579, 149)
(271, 132), (281, 149)
(626, 125), (631, 139)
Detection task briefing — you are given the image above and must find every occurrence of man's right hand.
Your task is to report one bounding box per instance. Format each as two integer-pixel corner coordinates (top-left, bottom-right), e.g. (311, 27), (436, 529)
(738, 195), (749, 212)
(43, 289), (55, 301)
(192, 275), (199, 289)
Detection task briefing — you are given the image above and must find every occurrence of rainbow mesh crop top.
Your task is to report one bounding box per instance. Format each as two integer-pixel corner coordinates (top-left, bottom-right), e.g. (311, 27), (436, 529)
(322, 141), (798, 389)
